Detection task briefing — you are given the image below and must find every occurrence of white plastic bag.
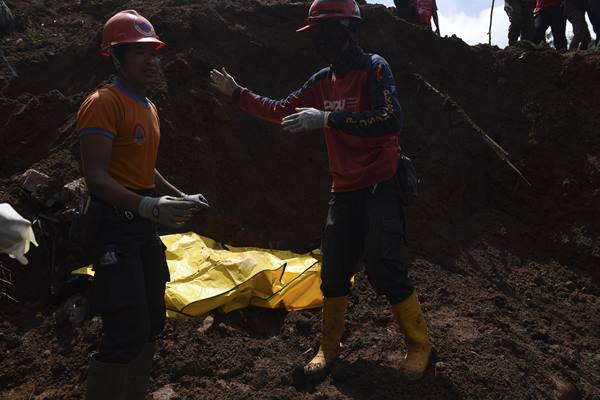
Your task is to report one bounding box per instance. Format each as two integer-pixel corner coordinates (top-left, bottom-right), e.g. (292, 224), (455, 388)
(0, 203), (38, 265)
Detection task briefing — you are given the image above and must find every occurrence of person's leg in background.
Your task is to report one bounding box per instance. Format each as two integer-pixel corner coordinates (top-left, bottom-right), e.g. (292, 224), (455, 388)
(586, 0), (600, 47)
(505, 0), (524, 45)
(534, 9), (553, 44)
(550, 3), (568, 50)
(565, 0), (591, 49)
(521, 0), (536, 41)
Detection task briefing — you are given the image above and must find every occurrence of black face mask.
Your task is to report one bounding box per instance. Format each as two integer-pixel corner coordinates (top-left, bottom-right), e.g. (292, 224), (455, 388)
(311, 21), (351, 64)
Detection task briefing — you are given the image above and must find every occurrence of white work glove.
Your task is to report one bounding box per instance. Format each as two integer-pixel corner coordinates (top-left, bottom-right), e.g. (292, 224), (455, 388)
(209, 67), (239, 97)
(281, 107), (331, 133)
(138, 196), (197, 228)
(182, 193), (210, 209)
(0, 203), (38, 265)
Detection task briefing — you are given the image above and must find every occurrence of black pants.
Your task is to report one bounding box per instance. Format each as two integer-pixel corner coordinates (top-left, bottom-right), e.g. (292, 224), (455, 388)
(394, 0), (420, 24)
(565, 0), (592, 49)
(505, 0), (535, 44)
(588, 0), (600, 46)
(87, 197), (170, 364)
(534, 5), (568, 50)
(320, 171), (414, 305)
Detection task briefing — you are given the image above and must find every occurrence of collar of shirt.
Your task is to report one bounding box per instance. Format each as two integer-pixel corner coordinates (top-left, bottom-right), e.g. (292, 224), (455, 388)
(114, 79), (151, 109)
(331, 44), (365, 77)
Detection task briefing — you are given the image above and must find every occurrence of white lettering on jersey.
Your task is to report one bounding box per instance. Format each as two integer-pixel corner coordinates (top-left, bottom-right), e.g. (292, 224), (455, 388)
(323, 97), (359, 112)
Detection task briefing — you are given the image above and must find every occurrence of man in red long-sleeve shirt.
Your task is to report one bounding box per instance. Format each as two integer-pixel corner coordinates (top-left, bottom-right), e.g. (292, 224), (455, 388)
(210, 0), (432, 382)
(412, 0), (441, 35)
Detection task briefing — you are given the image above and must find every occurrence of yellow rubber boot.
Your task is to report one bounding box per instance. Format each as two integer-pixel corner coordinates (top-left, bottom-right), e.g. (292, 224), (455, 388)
(304, 296), (348, 379)
(391, 291), (432, 380)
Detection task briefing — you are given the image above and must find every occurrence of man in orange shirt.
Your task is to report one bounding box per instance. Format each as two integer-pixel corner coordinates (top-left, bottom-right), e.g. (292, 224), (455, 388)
(77, 10), (208, 400)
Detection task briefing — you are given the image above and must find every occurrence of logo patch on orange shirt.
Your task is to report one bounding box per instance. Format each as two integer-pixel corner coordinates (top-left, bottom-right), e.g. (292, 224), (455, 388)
(133, 124), (146, 145)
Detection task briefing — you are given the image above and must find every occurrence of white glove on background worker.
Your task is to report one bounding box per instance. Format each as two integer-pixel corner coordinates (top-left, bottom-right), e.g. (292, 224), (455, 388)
(281, 107), (330, 133)
(0, 203), (38, 265)
(209, 67), (239, 97)
(182, 193), (210, 209)
(138, 196), (198, 228)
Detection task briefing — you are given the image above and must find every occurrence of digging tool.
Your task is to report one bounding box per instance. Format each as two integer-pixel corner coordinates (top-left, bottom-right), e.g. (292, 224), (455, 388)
(0, 47), (17, 77)
(412, 73), (532, 187)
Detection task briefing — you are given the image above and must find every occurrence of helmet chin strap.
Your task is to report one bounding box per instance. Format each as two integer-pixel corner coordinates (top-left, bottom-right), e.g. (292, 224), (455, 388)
(333, 19), (358, 60)
(330, 24), (354, 66)
(109, 47), (132, 84)
(108, 48), (121, 70)
(340, 19), (359, 44)
(330, 39), (350, 65)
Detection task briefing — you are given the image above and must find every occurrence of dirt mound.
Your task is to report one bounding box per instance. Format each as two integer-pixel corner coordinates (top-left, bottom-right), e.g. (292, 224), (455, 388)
(0, 1), (599, 399)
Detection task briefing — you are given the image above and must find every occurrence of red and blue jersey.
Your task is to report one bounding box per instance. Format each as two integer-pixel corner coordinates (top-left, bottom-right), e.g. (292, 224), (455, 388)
(534, 0), (563, 13)
(412, 0), (438, 25)
(236, 47), (402, 192)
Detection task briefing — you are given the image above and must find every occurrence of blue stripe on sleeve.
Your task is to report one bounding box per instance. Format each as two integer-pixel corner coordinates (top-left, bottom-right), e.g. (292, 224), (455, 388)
(79, 128), (116, 140)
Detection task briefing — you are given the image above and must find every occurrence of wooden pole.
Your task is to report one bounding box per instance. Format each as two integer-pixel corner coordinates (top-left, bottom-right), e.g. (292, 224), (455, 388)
(488, 0), (495, 45)
(412, 73), (532, 187)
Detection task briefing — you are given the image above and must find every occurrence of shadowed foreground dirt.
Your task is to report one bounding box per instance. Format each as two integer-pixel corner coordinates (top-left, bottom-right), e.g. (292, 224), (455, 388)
(0, 1), (599, 399)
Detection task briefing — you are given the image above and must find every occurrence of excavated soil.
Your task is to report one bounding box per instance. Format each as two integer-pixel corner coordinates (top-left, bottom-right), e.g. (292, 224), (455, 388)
(1, 0), (599, 399)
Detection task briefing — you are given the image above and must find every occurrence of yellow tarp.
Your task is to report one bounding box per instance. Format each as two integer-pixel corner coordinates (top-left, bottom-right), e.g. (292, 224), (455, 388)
(73, 232), (324, 318)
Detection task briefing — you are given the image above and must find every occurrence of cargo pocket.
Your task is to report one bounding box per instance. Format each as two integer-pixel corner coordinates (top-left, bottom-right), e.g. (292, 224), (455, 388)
(364, 215), (407, 297)
(91, 243), (143, 312)
(140, 234), (171, 286)
(68, 200), (105, 258)
(378, 217), (405, 263)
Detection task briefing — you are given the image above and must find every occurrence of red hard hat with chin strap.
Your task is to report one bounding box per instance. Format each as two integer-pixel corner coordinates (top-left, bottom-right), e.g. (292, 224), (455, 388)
(100, 10), (165, 57)
(296, 0), (362, 37)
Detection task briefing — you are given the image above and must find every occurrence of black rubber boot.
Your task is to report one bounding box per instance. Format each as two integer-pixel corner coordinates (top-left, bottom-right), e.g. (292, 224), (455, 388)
(124, 342), (155, 400)
(85, 356), (128, 400)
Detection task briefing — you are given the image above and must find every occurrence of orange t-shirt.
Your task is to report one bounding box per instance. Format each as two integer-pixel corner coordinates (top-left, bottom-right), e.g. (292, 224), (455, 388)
(76, 81), (160, 190)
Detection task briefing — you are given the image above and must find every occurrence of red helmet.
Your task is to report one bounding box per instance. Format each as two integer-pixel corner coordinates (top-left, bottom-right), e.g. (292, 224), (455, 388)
(296, 0), (362, 36)
(100, 10), (165, 57)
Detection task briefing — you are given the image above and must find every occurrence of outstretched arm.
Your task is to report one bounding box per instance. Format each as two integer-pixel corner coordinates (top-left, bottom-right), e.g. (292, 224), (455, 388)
(155, 169), (210, 209)
(210, 67), (318, 123)
(154, 169), (184, 197)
